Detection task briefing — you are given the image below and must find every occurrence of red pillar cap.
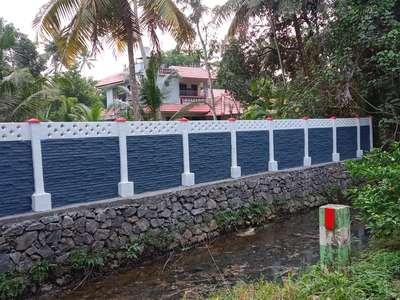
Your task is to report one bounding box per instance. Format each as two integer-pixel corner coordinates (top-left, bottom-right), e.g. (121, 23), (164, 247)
(330, 115), (337, 120)
(27, 118), (41, 124)
(354, 114), (360, 119)
(227, 117), (236, 122)
(177, 117), (189, 122)
(265, 116), (273, 121)
(114, 117), (127, 122)
(303, 116), (310, 120)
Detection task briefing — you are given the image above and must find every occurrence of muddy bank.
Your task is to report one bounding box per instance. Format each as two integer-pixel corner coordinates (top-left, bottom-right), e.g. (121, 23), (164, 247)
(46, 209), (367, 300)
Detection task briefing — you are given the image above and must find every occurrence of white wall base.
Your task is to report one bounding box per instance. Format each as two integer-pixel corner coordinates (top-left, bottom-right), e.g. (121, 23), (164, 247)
(268, 160), (278, 171)
(230, 166), (241, 179)
(32, 193), (52, 212)
(118, 182), (134, 197)
(303, 156), (312, 167)
(182, 172), (195, 186)
(332, 153), (340, 162)
(356, 150), (363, 158)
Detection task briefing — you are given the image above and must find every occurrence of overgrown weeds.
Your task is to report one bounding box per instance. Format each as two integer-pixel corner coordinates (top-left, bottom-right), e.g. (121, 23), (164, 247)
(215, 201), (267, 231)
(210, 250), (400, 300)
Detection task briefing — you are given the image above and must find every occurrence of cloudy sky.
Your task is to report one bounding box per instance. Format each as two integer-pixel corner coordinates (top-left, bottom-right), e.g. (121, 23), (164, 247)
(0, 0), (228, 80)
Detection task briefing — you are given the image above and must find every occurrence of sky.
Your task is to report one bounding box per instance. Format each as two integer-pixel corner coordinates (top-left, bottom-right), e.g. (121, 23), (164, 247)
(0, 0), (228, 81)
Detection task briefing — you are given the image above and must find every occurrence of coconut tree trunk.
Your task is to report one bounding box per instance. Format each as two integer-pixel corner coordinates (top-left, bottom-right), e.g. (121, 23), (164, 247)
(293, 15), (308, 77)
(271, 15), (286, 87)
(133, 0), (148, 71)
(196, 22), (216, 120)
(125, 18), (141, 120)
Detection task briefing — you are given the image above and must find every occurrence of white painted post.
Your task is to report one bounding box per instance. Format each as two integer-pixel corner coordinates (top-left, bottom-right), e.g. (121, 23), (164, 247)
(28, 119), (52, 212)
(331, 116), (340, 162)
(115, 118), (134, 197)
(266, 117), (278, 171)
(228, 118), (241, 178)
(179, 118), (195, 186)
(369, 116), (373, 150)
(355, 115), (363, 158)
(106, 88), (114, 108)
(303, 116), (312, 167)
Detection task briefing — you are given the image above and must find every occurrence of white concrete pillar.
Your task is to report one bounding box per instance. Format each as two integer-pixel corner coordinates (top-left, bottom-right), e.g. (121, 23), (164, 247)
(106, 88), (114, 108)
(228, 118), (241, 178)
(28, 118), (52, 212)
(356, 115), (363, 158)
(115, 118), (134, 197)
(331, 116), (340, 162)
(303, 116), (312, 166)
(179, 118), (195, 186)
(266, 117), (278, 171)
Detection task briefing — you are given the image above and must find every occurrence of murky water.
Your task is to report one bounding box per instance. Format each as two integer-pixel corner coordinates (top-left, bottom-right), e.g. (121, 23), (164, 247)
(48, 210), (367, 300)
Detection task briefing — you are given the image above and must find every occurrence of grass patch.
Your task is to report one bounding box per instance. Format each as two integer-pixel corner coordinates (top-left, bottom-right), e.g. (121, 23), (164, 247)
(0, 272), (26, 300)
(210, 249), (400, 300)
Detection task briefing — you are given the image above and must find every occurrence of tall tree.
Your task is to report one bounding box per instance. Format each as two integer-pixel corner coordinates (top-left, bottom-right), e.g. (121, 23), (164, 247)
(34, 0), (195, 120)
(140, 54), (162, 120)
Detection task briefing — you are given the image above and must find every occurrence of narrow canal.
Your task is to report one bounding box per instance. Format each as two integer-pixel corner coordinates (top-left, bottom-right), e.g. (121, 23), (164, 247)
(48, 209), (367, 300)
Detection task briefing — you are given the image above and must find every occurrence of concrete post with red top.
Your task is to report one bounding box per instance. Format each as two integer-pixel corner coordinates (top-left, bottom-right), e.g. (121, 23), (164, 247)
(115, 118), (134, 197)
(319, 204), (351, 268)
(303, 116), (312, 167)
(178, 118), (195, 186)
(27, 118), (52, 212)
(228, 118), (241, 178)
(266, 116), (278, 171)
(330, 116), (340, 162)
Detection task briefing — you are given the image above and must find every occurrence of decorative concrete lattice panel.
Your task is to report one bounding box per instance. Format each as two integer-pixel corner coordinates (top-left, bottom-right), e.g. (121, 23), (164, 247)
(236, 120), (269, 131)
(308, 119), (333, 128)
(127, 121), (181, 136)
(336, 118), (357, 127)
(0, 123), (30, 141)
(188, 121), (231, 133)
(43, 122), (117, 139)
(274, 119), (304, 130)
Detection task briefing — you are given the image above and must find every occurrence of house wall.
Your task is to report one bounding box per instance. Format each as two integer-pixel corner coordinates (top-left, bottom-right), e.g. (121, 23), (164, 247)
(157, 75), (180, 104)
(0, 117), (372, 218)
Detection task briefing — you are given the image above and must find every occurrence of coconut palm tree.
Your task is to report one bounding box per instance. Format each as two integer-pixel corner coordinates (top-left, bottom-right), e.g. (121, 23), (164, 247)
(34, 0), (195, 120)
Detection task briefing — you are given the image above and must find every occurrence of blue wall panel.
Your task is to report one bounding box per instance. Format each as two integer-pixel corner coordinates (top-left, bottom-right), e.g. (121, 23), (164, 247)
(337, 127), (357, 160)
(127, 135), (183, 193)
(360, 126), (371, 151)
(0, 141), (33, 217)
(189, 133), (231, 184)
(309, 128), (333, 165)
(274, 129), (304, 170)
(42, 138), (120, 207)
(237, 131), (268, 175)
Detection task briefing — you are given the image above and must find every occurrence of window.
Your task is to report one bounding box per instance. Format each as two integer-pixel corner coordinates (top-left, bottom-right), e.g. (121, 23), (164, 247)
(179, 84), (198, 96)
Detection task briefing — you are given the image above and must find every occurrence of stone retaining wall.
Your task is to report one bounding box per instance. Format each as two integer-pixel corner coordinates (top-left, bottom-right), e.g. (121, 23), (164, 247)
(0, 163), (350, 273)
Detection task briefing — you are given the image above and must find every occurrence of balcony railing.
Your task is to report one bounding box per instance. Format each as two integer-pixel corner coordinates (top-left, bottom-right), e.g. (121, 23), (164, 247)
(180, 95), (207, 104)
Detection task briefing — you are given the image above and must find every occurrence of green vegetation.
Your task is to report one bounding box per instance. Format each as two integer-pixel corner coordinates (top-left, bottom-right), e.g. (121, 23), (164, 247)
(140, 54), (163, 120)
(67, 249), (106, 272)
(345, 143), (400, 239)
(29, 260), (54, 286)
(161, 49), (201, 67)
(210, 250), (400, 300)
(215, 201), (267, 230)
(0, 273), (26, 300)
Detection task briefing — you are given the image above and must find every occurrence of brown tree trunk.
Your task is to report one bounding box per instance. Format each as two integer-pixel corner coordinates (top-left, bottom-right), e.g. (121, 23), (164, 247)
(196, 22), (216, 120)
(271, 15), (286, 87)
(293, 15), (308, 77)
(125, 18), (141, 120)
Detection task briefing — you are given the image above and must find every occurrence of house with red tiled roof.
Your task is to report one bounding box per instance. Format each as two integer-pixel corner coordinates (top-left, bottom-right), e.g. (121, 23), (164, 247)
(96, 65), (242, 120)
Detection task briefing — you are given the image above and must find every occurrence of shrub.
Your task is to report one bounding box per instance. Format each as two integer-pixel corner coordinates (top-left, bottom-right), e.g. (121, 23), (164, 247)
(67, 250), (106, 272)
(29, 260), (54, 286)
(124, 241), (143, 259)
(345, 143), (400, 239)
(0, 273), (26, 300)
